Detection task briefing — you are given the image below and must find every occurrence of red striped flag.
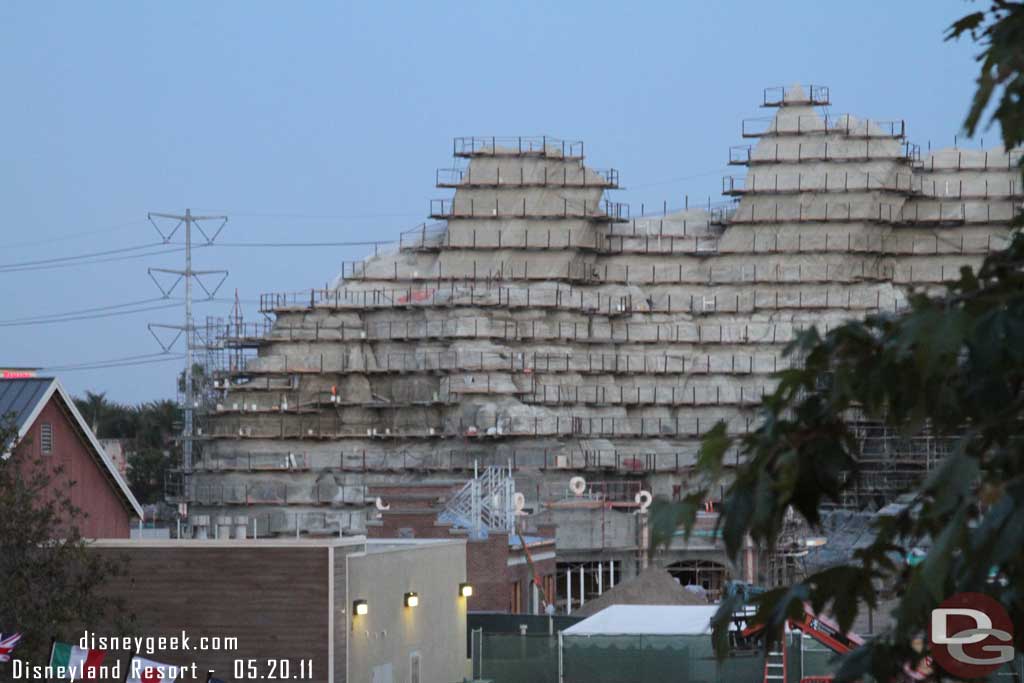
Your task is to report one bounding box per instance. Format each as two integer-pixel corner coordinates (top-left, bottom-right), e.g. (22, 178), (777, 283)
(0, 633), (22, 662)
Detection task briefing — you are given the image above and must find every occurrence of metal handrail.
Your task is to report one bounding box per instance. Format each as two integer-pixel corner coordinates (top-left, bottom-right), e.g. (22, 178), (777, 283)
(452, 136), (584, 158)
(741, 114), (904, 138)
(762, 84), (830, 107)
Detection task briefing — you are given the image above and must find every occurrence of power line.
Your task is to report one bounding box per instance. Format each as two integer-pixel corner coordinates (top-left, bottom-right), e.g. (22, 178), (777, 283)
(0, 294), (238, 326)
(190, 209), (421, 220)
(0, 219), (145, 250)
(0, 297), (170, 323)
(0, 302), (181, 327)
(0, 244), (195, 274)
(42, 353), (186, 372)
(0, 241), (167, 270)
(212, 240), (390, 248)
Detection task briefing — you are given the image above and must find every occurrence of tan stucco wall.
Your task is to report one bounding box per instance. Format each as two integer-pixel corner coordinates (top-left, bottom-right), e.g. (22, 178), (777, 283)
(345, 540), (468, 683)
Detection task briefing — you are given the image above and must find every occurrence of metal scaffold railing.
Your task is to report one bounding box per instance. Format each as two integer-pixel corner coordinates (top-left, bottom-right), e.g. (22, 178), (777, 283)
(197, 412), (763, 442)
(728, 140), (921, 165)
(195, 448), (712, 474)
(741, 113), (905, 139)
(762, 84), (830, 107)
(453, 136), (584, 158)
(428, 196), (629, 222)
(435, 164), (618, 188)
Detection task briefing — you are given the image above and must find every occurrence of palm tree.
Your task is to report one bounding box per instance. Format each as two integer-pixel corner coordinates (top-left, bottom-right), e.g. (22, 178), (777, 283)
(80, 391), (108, 436)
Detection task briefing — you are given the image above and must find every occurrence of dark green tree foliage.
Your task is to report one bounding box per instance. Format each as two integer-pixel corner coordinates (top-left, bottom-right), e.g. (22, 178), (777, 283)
(948, 1), (1024, 160)
(651, 3), (1024, 680)
(0, 419), (128, 664)
(71, 393), (180, 504)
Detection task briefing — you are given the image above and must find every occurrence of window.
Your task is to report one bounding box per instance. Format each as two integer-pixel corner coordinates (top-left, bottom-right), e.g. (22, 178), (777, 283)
(40, 423), (53, 455)
(409, 652), (420, 683)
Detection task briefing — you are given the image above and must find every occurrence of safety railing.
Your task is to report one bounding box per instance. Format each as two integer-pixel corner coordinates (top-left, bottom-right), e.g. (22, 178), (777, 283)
(920, 148), (1023, 172)
(193, 448), (740, 474)
(722, 171), (923, 195)
(917, 176), (1022, 199)
(435, 164), (618, 188)
(722, 199), (1020, 226)
(206, 387), (445, 412)
(453, 136), (584, 158)
(762, 84), (830, 107)
(398, 226), (721, 255)
(728, 140), (921, 165)
(429, 197), (628, 221)
(212, 350), (795, 383)
(604, 215), (720, 238)
(206, 319), (276, 349)
(403, 225), (604, 252)
(524, 382), (776, 407)
(603, 233), (720, 255)
(878, 200), (1021, 226)
(209, 319), (874, 370)
(197, 412), (764, 441)
(539, 479), (644, 503)
(741, 114), (904, 138)
(195, 452), (310, 472)
(190, 481), (367, 507)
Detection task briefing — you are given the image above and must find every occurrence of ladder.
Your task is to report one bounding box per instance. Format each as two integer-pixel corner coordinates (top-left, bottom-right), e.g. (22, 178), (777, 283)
(763, 637), (787, 683)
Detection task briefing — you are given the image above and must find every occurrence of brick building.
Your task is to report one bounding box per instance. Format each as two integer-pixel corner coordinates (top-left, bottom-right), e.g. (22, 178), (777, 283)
(0, 374), (143, 537)
(366, 480), (556, 614)
(88, 537), (468, 683)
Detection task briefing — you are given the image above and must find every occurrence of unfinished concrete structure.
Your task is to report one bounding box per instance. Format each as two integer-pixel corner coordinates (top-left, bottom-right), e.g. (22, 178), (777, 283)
(173, 84), (1022, 608)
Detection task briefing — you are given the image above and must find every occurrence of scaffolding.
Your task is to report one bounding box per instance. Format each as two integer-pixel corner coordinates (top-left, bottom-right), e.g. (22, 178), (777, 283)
(184, 84), (1020, 570)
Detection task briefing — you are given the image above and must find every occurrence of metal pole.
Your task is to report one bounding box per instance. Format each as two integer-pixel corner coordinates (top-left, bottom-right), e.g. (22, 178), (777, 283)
(558, 631), (564, 683)
(566, 567), (572, 615)
(184, 209), (193, 476)
(579, 565), (585, 606)
(147, 209), (228, 521)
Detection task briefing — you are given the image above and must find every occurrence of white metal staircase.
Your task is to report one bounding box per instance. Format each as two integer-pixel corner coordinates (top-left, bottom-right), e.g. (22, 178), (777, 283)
(438, 463), (515, 540)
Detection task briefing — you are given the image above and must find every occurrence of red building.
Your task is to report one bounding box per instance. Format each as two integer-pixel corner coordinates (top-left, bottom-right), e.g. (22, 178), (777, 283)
(0, 375), (143, 537)
(366, 481), (557, 614)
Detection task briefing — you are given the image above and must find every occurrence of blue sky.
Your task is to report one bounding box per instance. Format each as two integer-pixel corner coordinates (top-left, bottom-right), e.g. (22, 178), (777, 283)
(0, 1), (992, 403)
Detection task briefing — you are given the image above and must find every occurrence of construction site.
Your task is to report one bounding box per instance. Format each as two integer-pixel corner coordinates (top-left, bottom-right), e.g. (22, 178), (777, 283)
(167, 83), (1022, 612)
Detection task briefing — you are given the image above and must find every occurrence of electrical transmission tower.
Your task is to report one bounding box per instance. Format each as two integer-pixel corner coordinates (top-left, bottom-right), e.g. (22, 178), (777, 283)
(147, 209), (228, 514)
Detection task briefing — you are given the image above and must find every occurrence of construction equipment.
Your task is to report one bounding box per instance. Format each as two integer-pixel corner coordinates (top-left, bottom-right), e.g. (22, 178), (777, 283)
(743, 601), (864, 655)
(515, 527), (553, 611)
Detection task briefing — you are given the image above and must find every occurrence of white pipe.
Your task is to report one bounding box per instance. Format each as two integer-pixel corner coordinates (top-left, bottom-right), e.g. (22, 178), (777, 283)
(579, 565), (585, 606)
(566, 568), (572, 615)
(558, 631), (564, 683)
(598, 562), (603, 596)
(610, 560), (615, 588)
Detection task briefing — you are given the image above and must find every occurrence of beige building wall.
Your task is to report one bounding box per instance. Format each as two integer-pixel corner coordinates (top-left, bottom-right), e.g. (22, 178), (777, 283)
(345, 539), (468, 683)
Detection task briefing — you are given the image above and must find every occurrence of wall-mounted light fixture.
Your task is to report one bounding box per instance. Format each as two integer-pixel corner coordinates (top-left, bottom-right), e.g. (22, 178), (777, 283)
(353, 599), (369, 616)
(404, 592), (419, 608)
(459, 583), (474, 598)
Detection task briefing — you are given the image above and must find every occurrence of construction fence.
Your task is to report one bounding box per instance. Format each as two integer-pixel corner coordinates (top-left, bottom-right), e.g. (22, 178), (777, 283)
(471, 632), (827, 683)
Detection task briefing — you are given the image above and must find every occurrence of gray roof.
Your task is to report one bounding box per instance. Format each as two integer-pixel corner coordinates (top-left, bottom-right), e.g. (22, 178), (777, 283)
(0, 377), (55, 432)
